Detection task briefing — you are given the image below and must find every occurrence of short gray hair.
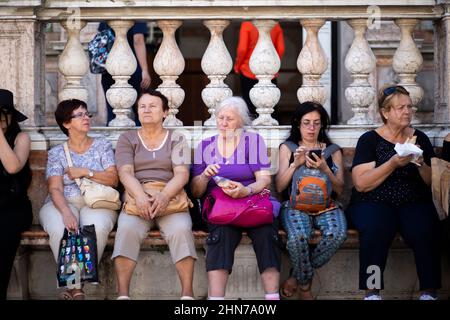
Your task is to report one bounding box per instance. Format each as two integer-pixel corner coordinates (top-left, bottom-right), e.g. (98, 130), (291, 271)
(215, 96), (252, 127)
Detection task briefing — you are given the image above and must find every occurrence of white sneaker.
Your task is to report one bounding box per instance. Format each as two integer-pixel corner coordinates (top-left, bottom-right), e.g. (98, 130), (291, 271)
(419, 294), (437, 300)
(364, 294), (382, 300)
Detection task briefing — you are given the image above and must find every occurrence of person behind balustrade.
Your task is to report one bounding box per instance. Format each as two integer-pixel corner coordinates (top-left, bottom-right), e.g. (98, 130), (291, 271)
(234, 21), (285, 117)
(99, 21), (152, 126)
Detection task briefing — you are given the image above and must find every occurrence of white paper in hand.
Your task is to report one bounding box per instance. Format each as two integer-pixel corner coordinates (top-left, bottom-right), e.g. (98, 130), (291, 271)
(394, 142), (423, 161)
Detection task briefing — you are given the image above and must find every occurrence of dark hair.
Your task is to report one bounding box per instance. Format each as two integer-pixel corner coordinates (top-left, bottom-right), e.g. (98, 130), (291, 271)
(286, 101), (332, 146)
(0, 109), (22, 147)
(0, 109), (32, 192)
(135, 89), (169, 112)
(55, 99), (88, 136)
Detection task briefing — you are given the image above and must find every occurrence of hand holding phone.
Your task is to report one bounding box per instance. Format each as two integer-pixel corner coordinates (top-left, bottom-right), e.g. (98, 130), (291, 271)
(308, 149), (322, 159)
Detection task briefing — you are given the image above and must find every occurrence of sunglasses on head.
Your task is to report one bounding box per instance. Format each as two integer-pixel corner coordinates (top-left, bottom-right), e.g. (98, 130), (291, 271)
(382, 85), (409, 97)
(380, 85), (409, 106)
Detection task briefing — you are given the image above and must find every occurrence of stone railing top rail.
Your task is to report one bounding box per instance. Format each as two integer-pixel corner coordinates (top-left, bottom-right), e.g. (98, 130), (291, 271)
(0, 0), (445, 20)
(24, 124), (450, 150)
(0, 0), (439, 7)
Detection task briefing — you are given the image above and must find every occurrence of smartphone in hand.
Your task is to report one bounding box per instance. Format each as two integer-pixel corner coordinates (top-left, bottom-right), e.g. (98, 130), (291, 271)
(308, 149), (322, 159)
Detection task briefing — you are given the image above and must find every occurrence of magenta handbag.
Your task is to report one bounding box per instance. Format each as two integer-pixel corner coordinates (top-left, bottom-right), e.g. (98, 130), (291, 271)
(202, 187), (273, 228)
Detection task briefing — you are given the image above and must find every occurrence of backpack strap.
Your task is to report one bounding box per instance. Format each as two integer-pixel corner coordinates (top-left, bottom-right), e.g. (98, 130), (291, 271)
(322, 143), (340, 160)
(282, 141), (298, 153)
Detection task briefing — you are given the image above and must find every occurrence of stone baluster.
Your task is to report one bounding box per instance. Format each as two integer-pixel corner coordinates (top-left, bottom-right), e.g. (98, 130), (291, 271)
(393, 19), (423, 124)
(434, 5), (450, 124)
(345, 19), (376, 125)
(58, 20), (89, 103)
(249, 19), (280, 126)
(154, 20), (185, 126)
(105, 20), (137, 127)
(297, 19), (328, 105)
(201, 20), (233, 126)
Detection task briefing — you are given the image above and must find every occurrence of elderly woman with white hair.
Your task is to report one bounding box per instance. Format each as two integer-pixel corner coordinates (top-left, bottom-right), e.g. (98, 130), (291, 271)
(191, 96), (281, 300)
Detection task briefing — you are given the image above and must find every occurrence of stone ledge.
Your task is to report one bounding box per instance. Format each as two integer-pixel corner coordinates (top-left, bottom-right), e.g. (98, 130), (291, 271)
(20, 226), (408, 249)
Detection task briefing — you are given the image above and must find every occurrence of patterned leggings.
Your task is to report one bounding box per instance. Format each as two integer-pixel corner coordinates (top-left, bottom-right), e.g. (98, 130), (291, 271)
(281, 206), (347, 285)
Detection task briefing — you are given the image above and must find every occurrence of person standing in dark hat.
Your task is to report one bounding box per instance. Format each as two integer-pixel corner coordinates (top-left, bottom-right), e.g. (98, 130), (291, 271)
(0, 89), (32, 300)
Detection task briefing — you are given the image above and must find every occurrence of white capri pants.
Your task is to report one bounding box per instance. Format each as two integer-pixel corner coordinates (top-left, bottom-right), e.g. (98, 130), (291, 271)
(112, 211), (198, 264)
(39, 195), (118, 262)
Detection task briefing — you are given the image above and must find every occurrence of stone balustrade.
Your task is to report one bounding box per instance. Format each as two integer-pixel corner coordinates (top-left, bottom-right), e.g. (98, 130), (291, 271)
(0, 0), (449, 132)
(1, 0), (450, 300)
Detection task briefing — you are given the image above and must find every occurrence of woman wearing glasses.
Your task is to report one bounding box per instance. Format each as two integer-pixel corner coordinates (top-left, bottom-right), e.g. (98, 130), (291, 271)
(39, 99), (119, 300)
(348, 84), (441, 300)
(275, 101), (347, 300)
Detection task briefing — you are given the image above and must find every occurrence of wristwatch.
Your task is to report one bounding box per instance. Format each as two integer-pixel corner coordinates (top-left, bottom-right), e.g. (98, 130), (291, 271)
(87, 170), (94, 178)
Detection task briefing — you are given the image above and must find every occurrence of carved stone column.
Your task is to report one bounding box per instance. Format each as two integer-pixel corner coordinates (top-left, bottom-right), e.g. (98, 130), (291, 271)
(393, 19), (423, 124)
(58, 21), (89, 104)
(297, 19), (328, 105)
(154, 20), (185, 126)
(105, 20), (137, 127)
(249, 20), (280, 126)
(0, 20), (45, 127)
(345, 19), (376, 125)
(201, 20), (233, 126)
(434, 7), (450, 124)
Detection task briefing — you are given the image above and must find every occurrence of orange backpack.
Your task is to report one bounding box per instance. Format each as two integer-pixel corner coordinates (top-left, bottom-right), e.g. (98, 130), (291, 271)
(284, 141), (340, 215)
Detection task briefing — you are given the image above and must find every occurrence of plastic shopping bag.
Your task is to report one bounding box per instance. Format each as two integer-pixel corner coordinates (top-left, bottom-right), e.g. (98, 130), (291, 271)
(56, 224), (98, 288)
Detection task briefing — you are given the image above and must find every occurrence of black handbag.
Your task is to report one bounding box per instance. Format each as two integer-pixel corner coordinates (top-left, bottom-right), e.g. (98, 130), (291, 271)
(56, 225), (99, 288)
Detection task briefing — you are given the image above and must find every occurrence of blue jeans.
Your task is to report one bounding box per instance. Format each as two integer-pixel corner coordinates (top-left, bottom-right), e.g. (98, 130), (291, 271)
(348, 201), (441, 291)
(281, 204), (347, 285)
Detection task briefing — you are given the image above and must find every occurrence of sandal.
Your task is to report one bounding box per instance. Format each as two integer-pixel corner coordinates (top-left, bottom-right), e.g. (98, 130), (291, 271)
(58, 289), (85, 300)
(298, 282), (314, 300)
(279, 276), (298, 299)
(72, 291), (86, 300)
(58, 290), (74, 300)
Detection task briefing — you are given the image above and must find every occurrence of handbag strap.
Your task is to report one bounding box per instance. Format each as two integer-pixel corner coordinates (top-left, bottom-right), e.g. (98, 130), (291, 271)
(229, 189), (271, 223)
(63, 142), (83, 188)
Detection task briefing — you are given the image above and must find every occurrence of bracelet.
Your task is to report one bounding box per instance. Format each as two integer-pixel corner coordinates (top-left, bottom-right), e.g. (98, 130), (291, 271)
(246, 186), (253, 196)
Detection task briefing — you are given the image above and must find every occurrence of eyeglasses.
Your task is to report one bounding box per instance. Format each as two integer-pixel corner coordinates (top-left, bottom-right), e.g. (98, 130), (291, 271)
(300, 121), (321, 129)
(71, 112), (92, 119)
(380, 85), (409, 106)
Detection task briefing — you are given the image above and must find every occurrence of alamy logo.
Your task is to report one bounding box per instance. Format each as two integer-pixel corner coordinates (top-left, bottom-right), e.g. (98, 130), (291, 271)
(366, 265), (381, 290)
